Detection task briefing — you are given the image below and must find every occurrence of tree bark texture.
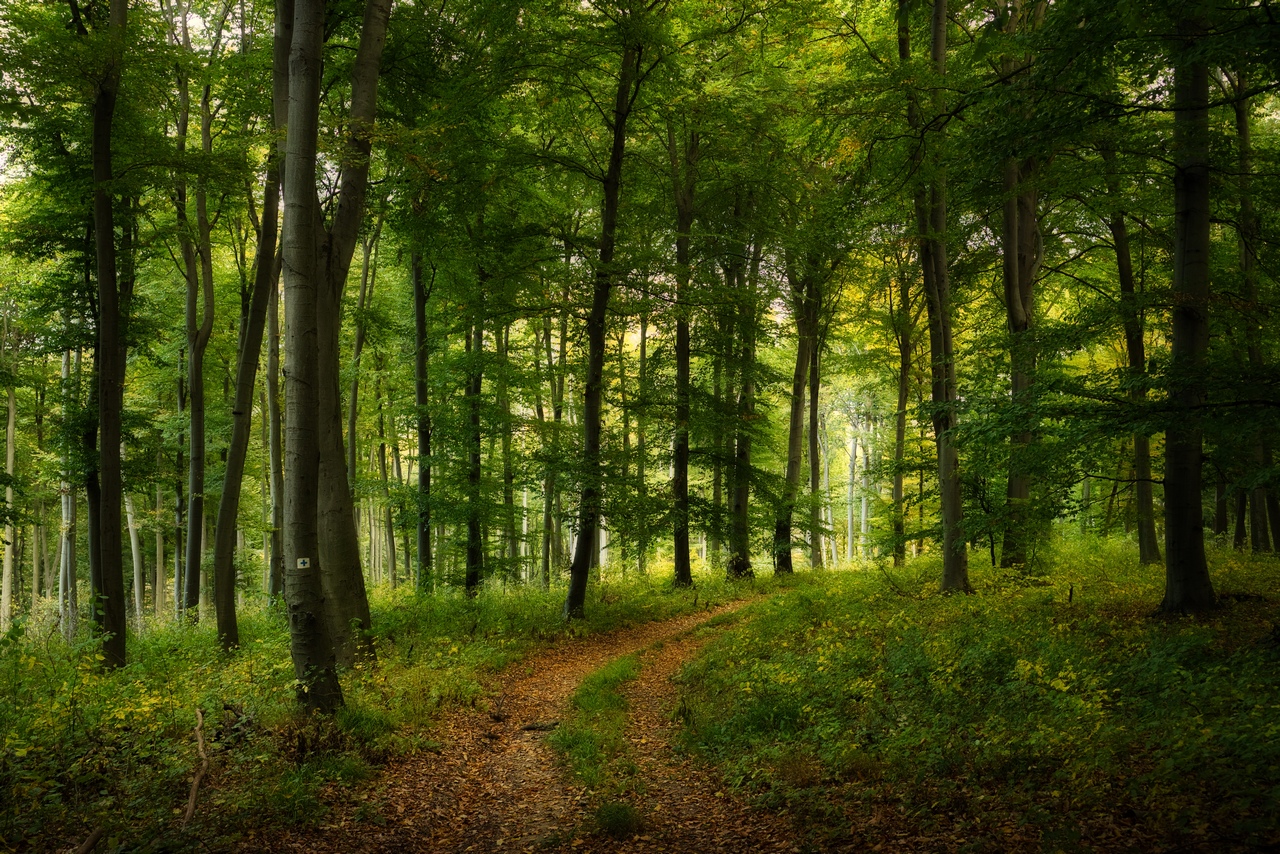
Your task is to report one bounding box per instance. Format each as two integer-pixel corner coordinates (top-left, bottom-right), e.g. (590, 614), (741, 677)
(1160, 28), (1216, 613)
(282, 0), (342, 711)
(91, 0), (129, 666)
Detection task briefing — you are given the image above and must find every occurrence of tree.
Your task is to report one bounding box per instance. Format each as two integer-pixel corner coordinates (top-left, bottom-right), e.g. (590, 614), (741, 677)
(1159, 15), (1216, 613)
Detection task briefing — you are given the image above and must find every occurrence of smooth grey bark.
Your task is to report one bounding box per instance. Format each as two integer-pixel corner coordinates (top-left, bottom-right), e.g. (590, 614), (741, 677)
(313, 0), (391, 665)
(282, 0), (342, 711)
(1160, 25), (1215, 614)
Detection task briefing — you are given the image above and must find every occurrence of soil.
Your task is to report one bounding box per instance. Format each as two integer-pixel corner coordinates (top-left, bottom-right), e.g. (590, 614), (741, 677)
(249, 600), (804, 853)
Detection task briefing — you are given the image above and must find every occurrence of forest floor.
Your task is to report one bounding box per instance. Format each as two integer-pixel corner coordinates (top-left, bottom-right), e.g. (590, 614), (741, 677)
(242, 600), (804, 853)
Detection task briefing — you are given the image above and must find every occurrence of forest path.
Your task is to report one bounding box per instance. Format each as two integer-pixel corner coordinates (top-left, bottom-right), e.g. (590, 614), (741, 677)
(255, 598), (803, 853)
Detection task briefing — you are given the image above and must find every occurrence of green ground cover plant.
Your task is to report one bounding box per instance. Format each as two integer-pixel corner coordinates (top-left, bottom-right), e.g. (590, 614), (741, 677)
(675, 539), (1280, 851)
(548, 653), (642, 793)
(0, 565), (755, 850)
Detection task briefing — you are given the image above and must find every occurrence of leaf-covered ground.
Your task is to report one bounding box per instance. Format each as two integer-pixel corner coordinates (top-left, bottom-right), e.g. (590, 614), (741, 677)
(248, 600), (801, 853)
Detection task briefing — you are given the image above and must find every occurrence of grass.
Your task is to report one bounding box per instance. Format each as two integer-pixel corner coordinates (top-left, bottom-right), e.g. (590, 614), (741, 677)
(674, 537), (1280, 851)
(0, 562), (765, 851)
(548, 653), (643, 793)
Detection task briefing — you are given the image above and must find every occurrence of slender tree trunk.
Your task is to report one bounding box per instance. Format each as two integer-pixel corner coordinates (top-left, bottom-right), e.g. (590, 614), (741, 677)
(212, 69), (284, 646)
(636, 314), (648, 575)
(90, 0), (129, 666)
(903, 0), (969, 592)
(465, 316), (483, 594)
(313, 0), (391, 664)
(808, 341), (823, 569)
(1, 383), (13, 631)
(849, 425), (859, 563)
(499, 324), (517, 566)
(412, 253), (432, 592)
(373, 365), (396, 586)
(999, 156), (1040, 568)
(1103, 149), (1160, 564)
(155, 479), (166, 617)
(124, 492), (143, 623)
(773, 265), (815, 574)
(60, 356), (78, 640)
(1160, 25), (1215, 613)
(565, 45), (641, 619)
(892, 271), (910, 566)
(727, 240), (762, 580)
(346, 223), (382, 486)
(267, 271), (285, 599)
(668, 123), (698, 588)
(282, 0), (342, 711)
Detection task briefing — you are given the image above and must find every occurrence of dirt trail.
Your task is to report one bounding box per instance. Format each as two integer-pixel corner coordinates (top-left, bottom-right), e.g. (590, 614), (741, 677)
(254, 600), (801, 853)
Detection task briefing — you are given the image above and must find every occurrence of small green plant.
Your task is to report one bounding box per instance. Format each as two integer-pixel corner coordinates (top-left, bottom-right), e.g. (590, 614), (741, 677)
(594, 800), (642, 839)
(548, 654), (641, 791)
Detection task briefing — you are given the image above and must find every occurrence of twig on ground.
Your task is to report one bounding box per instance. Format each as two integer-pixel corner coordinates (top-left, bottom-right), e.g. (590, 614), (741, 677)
(182, 708), (209, 827)
(74, 827), (105, 854)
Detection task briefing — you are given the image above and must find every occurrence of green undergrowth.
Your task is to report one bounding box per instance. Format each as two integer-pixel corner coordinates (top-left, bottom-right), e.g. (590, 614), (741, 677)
(675, 539), (1280, 851)
(0, 565), (762, 851)
(549, 654), (644, 837)
(550, 654), (642, 792)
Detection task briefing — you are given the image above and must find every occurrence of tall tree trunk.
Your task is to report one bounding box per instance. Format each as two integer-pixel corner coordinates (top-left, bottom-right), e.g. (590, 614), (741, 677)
(124, 492), (143, 622)
(565, 45), (641, 619)
(892, 266), (911, 567)
(412, 253), (432, 592)
(1160, 24), (1215, 613)
(903, 0), (970, 592)
(465, 316), (483, 594)
(313, 0), (392, 664)
(849, 424), (859, 562)
(808, 341), (823, 569)
(267, 270), (285, 599)
(212, 42), (285, 645)
(345, 222), (382, 485)
(772, 264), (815, 574)
(282, 0), (342, 711)
(374, 361), (396, 585)
(636, 314), (648, 575)
(1231, 73), (1270, 553)
(999, 156), (1040, 568)
(668, 123), (697, 588)
(91, 0), (129, 666)
(155, 478), (166, 616)
(60, 352), (78, 641)
(727, 239), (762, 580)
(499, 324), (517, 566)
(2, 382), (13, 631)
(1103, 150), (1160, 564)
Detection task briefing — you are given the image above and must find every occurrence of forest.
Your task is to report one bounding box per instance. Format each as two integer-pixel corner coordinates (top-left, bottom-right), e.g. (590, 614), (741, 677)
(1, 0), (1279, 849)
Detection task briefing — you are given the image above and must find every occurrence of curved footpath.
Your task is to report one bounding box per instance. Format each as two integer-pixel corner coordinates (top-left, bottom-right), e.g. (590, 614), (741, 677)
(247, 601), (804, 853)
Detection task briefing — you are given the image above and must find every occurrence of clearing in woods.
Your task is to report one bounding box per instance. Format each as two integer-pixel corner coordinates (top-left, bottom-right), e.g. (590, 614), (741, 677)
(251, 601), (804, 853)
